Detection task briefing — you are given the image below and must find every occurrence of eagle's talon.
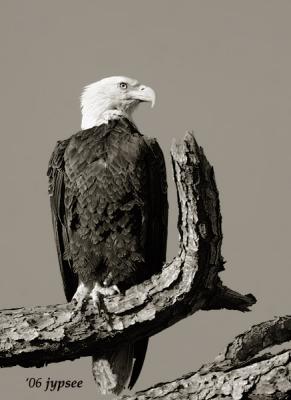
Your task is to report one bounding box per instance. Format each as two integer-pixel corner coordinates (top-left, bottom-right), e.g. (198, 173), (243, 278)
(111, 285), (120, 295)
(72, 282), (90, 310)
(90, 291), (101, 312)
(100, 285), (120, 296)
(73, 297), (88, 311)
(103, 272), (113, 287)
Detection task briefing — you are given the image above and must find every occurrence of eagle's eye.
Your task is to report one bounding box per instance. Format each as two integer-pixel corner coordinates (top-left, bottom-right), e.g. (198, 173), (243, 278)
(119, 82), (128, 90)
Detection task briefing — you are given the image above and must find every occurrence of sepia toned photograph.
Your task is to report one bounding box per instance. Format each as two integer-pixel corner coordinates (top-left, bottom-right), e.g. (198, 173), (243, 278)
(0, 1), (290, 399)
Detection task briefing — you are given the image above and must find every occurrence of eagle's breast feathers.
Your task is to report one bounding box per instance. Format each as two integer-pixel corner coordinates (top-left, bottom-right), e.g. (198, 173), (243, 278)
(48, 118), (168, 296)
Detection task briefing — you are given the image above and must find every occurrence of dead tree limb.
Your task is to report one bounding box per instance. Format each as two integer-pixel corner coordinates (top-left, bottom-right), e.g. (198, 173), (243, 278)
(123, 315), (291, 400)
(0, 132), (255, 368)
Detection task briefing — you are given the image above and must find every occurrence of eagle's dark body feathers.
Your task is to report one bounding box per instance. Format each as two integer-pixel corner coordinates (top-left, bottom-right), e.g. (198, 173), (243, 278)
(48, 118), (168, 392)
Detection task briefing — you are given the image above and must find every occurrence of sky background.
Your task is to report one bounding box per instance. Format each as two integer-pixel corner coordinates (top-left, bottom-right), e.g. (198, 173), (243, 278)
(0, 1), (290, 399)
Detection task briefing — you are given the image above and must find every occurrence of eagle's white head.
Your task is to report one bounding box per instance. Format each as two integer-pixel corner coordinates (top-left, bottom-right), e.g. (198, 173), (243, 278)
(80, 76), (156, 130)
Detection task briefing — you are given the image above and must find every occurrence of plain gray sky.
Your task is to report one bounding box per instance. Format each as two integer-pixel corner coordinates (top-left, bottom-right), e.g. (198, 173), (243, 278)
(0, 1), (290, 399)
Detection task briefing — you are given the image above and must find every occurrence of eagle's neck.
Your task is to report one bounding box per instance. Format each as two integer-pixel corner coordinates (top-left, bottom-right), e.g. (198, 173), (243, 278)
(81, 110), (133, 130)
(81, 98), (135, 130)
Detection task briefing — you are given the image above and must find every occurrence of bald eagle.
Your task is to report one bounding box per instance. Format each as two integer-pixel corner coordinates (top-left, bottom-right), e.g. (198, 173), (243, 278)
(48, 76), (168, 395)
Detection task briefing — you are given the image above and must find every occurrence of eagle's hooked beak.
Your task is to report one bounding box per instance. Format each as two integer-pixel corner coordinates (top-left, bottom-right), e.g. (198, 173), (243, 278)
(133, 85), (156, 108)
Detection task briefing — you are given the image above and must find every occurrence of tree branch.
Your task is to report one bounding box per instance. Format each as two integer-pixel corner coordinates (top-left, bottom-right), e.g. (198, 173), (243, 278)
(123, 315), (291, 400)
(0, 132), (255, 369)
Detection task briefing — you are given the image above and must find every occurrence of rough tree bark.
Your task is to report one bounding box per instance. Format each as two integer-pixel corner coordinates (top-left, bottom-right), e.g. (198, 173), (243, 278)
(123, 315), (291, 400)
(0, 132), (266, 397)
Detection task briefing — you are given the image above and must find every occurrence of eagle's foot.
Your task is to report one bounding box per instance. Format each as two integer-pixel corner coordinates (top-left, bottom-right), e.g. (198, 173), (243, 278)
(90, 283), (120, 327)
(99, 284), (120, 296)
(103, 273), (113, 287)
(103, 273), (121, 294)
(90, 282), (120, 309)
(72, 282), (90, 310)
(90, 286), (101, 310)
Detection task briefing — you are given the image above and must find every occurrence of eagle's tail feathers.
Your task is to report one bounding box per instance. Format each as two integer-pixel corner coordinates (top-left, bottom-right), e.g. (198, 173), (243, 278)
(92, 343), (134, 395)
(128, 338), (149, 390)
